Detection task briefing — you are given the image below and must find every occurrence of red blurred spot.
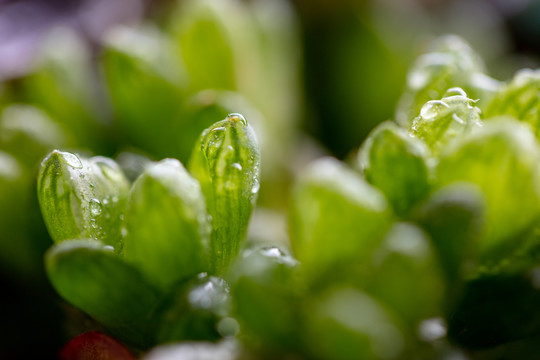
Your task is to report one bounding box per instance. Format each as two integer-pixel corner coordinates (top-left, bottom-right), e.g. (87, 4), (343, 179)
(59, 331), (136, 360)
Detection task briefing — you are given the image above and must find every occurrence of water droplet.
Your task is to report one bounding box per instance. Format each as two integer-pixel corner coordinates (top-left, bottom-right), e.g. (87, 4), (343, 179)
(89, 199), (102, 216)
(121, 227), (128, 237)
(231, 163), (242, 171)
(418, 317), (447, 341)
(226, 113), (247, 126)
(261, 246), (285, 258)
(251, 179), (260, 194)
(420, 100), (450, 119)
(211, 126), (226, 133)
(58, 151), (83, 169)
(104, 245), (114, 252)
(444, 87), (467, 97)
(452, 113), (465, 124)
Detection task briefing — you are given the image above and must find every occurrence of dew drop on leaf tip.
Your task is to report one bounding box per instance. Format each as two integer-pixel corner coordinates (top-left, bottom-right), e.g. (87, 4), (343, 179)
(226, 113), (247, 126)
(57, 151), (83, 169)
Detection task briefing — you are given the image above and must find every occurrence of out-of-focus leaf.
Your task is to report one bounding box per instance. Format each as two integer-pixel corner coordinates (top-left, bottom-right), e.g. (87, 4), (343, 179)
(396, 35), (499, 126)
(485, 69), (540, 138)
(409, 88), (482, 156)
(415, 184), (484, 304)
(436, 119), (540, 264)
(37, 150), (130, 248)
(363, 223), (445, 329)
(305, 287), (406, 360)
(230, 245), (301, 355)
(122, 159), (210, 290)
(46, 240), (161, 347)
(289, 157), (392, 282)
(360, 121), (430, 216)
(168, 0), (241, 92)
(20, 27), (103, 150)
(189, 114), (261, 274)
(0, 151), (38, 275)
(153, 273), (230, 344)
(102, 25), (185, 158)
(0, 104), (70, 167)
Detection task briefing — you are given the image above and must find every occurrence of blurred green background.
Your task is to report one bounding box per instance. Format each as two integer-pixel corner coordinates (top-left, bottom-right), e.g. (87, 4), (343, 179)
(1, 0), (540, 358)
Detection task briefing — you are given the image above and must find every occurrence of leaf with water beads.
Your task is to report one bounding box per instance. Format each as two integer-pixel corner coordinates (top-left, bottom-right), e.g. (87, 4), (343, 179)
(359, 121), (431, 216)
(409, 88), (482, 156)
(395, 35), (498, 126)
(189, 113), (261, 274)
(37, 150), (130, 248)
(122, 158), (211, 291)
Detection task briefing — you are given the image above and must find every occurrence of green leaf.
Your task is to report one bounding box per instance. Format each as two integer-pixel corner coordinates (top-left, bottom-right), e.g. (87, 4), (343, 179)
(153, 273), (230, 343)
(102, 25), (186, 158)
(305, 287), (406, 360)
(359, 121), (431, 216)
(396, 35), (498, 126)
(230, 245), (301, 354)
(485, 69), (540, 138)
(409, 88), (483, 156)
(415, 184), (484, 299)
(189, 114), (261, 274)
(363, 223), (445, 328)
(168, 0), (240, 92)
(19, 28), (102, 150)
(178, 90), (263, 164)
(436, 119), (540, 263)
(37, 150), (130, 248)
(0, 104), (70, 167)
(122, 159), (211, 290)
(45, 240), (161, 347)
(289, 157), (392, 282)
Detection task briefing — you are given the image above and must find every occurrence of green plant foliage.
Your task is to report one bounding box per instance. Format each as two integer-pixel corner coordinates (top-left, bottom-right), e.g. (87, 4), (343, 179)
(289, 157), (392, 282)
(37, 151), (130, 248)
(360, 121), (431, 216)
(45, 240), (161, 346)
(122, 159), (210, 290)
(189, 114), (261, 274)
(436, 119), (540, 263)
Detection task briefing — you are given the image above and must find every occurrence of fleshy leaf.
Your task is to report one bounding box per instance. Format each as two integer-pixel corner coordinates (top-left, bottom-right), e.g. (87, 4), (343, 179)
(409, 88), (482, 156)
(45, 240), (161, 346)
(189, 113), (261, 274)
(415, 184), (484, 297)
(102, 25), (185, 158)
(396, 35), (499, 126)
(436, 119), (540, 263)
(289, 157), (392, 282)
(122, 159), (210, 290)
(360, 121), (431, 216)
(154, 273), (230, 344)
(363, 223), (445, 328)
(168, 0), (241, 92)
(37, 150), (130, 248)
(306, 287), (406, 360)
(485, 69), (540, 138)
(230, 245), (301, 354)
